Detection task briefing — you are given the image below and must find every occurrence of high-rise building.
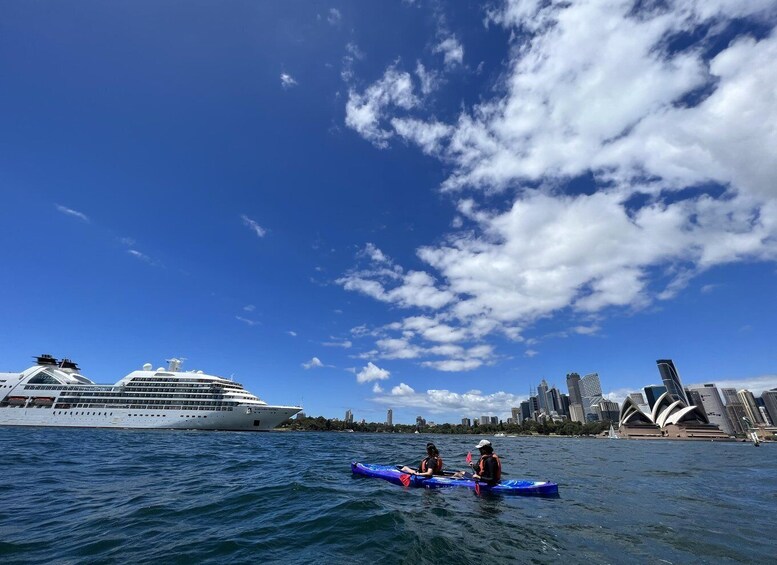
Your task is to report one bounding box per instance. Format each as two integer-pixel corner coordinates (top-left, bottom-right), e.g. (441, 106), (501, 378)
(490, 416), (499, 425)
(688, 384), (734, 436)
(592, 399), (620, 422)
(549, 387), (564, 415)
(511, 406), (522, 424)
(345, 409), (353, 424)
(762, 390), (777, 426)
(559, 393), (570, 417)
(416, 415), (426, 427)
(461, 418), (471, 427)
(386, 409), (393, 427)
(725, 403), (748, 434)
(520, 401), (531, 422)
(569, 403), (586, 423)
(737, 390), (764, 425)
(580, 373), (603, 419)
(720, 388), (739, 405)
(566, 372), (583, 406)
(643, 385), (667, 409)
(656, 359), (689, 405)
(480, 415), (490, 426)
(629, 392), (646, 405)
(537, 380), (550, 414)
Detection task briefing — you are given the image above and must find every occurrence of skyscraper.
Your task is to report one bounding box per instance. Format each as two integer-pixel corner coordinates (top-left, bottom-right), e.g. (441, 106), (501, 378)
(511, 406), (522, 424)
(580, 373), (603, 420)
(386, 408), (393, 427)
(643, 385), (667, 409)
(345, 409), (353, 424)
(656, 359), (689, 405)
(737, 390), (764, 425)
(762, 390), (777, 426)
(688, 384), (734, 436)
(537, 380), (550, 414)
(461, 417), (471, 427)
(720, 388), (739, 405)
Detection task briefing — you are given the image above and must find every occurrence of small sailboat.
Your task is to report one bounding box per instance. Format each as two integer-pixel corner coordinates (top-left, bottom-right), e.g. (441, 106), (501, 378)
(608, 424), (620, 439)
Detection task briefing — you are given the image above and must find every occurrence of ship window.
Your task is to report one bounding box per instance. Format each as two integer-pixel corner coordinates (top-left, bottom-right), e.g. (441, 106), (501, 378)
(28, 371), (61, 385)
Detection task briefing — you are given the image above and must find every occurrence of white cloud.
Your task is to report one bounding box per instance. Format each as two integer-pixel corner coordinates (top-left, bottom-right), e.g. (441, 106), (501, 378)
(241, 215), (266, 238)
(345, 65), (418, 148)
(357, 361), (391, 383)
(235, 316), (257, 326)
(280, 73), (298, 89)
(340, 1), (777, 372)
(372, 385), (525, 418)
(127, 249), (152, 263)
(415, 61), (440, 95)
(687, 375), (777, 397)
(302, 357), (325, 369)
(524, 349), (538, 358)
(391, 382), (415, 395)
(287, 330), (297, 337)
(341, 42), (365, 83)
(323, 338), (353, 348)
(433, 35), (464, 68)
(372, 382), (384, 393)
(243, 304), (256, 312)
(55, 204), (89, 222)
(327, 8), (341, 25)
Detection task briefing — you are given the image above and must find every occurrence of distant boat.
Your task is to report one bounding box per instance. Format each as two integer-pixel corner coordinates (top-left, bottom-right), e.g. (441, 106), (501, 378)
(608, 424), (620, 439)
(494, 432), (506, 437)
(750, 430), (761, 447)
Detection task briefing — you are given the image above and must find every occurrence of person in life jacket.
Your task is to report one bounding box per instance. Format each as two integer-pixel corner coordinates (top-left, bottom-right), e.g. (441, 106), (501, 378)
(400, 443), (444, 477)
(471, 439), (501, 485)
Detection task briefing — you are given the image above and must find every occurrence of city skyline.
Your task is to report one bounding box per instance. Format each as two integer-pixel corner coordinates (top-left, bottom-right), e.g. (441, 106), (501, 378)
(2, 2), (777, 424)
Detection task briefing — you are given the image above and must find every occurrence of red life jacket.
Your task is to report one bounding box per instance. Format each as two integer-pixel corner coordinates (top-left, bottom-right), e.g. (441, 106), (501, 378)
(420, 456), (444, 474)
(478, 453), (501, 482)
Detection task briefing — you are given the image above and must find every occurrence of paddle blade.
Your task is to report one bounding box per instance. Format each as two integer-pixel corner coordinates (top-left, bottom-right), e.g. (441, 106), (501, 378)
(399, 474), (411, 487)
(465, 452), (472, 464)
(474, 482), (481, 496)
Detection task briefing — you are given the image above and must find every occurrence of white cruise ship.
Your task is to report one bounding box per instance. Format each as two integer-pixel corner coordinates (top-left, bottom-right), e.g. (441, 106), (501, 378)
(0, 355), (302, 431)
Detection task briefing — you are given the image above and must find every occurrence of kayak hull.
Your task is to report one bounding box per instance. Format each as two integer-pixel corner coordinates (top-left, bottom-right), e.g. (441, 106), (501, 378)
(351, 462), (558, 496)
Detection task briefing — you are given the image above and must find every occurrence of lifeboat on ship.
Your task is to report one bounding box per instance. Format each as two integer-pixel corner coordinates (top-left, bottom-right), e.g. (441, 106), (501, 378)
(31, 397), (55, 406)
(7, 396), (28, 406)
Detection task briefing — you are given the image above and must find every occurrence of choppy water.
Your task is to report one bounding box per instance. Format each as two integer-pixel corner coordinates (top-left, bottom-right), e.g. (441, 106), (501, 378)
(0, 428), (774, 564)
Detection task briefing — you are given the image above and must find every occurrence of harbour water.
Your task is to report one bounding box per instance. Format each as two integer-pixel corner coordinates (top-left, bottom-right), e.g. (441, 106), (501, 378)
(1, 428), (774, 564)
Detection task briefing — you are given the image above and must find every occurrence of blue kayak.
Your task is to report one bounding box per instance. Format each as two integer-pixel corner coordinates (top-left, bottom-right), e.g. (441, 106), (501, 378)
(351, 462), (558, 496)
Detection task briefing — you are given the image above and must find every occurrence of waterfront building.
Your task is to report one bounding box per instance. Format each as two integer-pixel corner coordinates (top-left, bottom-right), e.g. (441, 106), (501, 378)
(566, 373), (583, 419)
(345, 409), (353, 424)
(688, 384), (734, 436)
(559, 393), (570, 417)
(594, 399), (620, 423)
(643, 385), (667, 409)
(737, 390), (764, 425)
(529, 396), (540, 420)
(725, 403), (748, 434)
(461, 417), (471, 427)
(656, 359), (689, 405)
(759, 406), (772, 426)
(480, 414), (490, 426)
(549, 387), (564, 415)
(511, 406), (522, 424)
(580, 373), (603, 419)
(386, 409), (393, 427)
(619, 392), (730, 440)
(762, 390), (777, 425)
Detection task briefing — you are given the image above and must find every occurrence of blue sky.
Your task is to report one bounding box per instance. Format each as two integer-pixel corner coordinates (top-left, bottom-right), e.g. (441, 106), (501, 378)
(2, 1), (776, 424)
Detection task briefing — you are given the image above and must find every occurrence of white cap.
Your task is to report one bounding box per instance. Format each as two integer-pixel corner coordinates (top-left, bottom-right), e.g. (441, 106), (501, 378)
(474, 439), (492, 449)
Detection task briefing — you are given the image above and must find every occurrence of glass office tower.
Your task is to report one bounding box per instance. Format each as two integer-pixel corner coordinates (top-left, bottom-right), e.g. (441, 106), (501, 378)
(656, 359), (689, 404)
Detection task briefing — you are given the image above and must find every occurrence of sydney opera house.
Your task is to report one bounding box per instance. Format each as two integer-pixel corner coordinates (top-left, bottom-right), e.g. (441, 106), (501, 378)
(617, 360), (733, 440)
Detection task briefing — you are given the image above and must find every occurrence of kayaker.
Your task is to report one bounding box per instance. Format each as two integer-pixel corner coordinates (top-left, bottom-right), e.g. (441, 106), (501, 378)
(401, 442), (444, 477)
(471, 439), (501, 485)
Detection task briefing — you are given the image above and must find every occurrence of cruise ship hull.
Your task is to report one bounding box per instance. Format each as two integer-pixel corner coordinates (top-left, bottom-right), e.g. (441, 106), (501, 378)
(0, 404), (300, 431)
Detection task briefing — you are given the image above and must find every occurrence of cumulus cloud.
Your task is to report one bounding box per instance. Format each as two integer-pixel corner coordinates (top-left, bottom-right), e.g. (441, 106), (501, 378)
(687, 375), (777, 397)
(280, 73), (298, 89)
(341, 2), (777, 371)
(345, 65), (418, 148)
(55, 204), (89, 222)
(327, 8), (341, 25)
(433, 35), (464, 67)
(302, 357), (325, 369)
(372, 385), (525, 419)
(356, 361), (391, 383)
(372, 382), (384, 393)
(241, 215), (267, 238)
